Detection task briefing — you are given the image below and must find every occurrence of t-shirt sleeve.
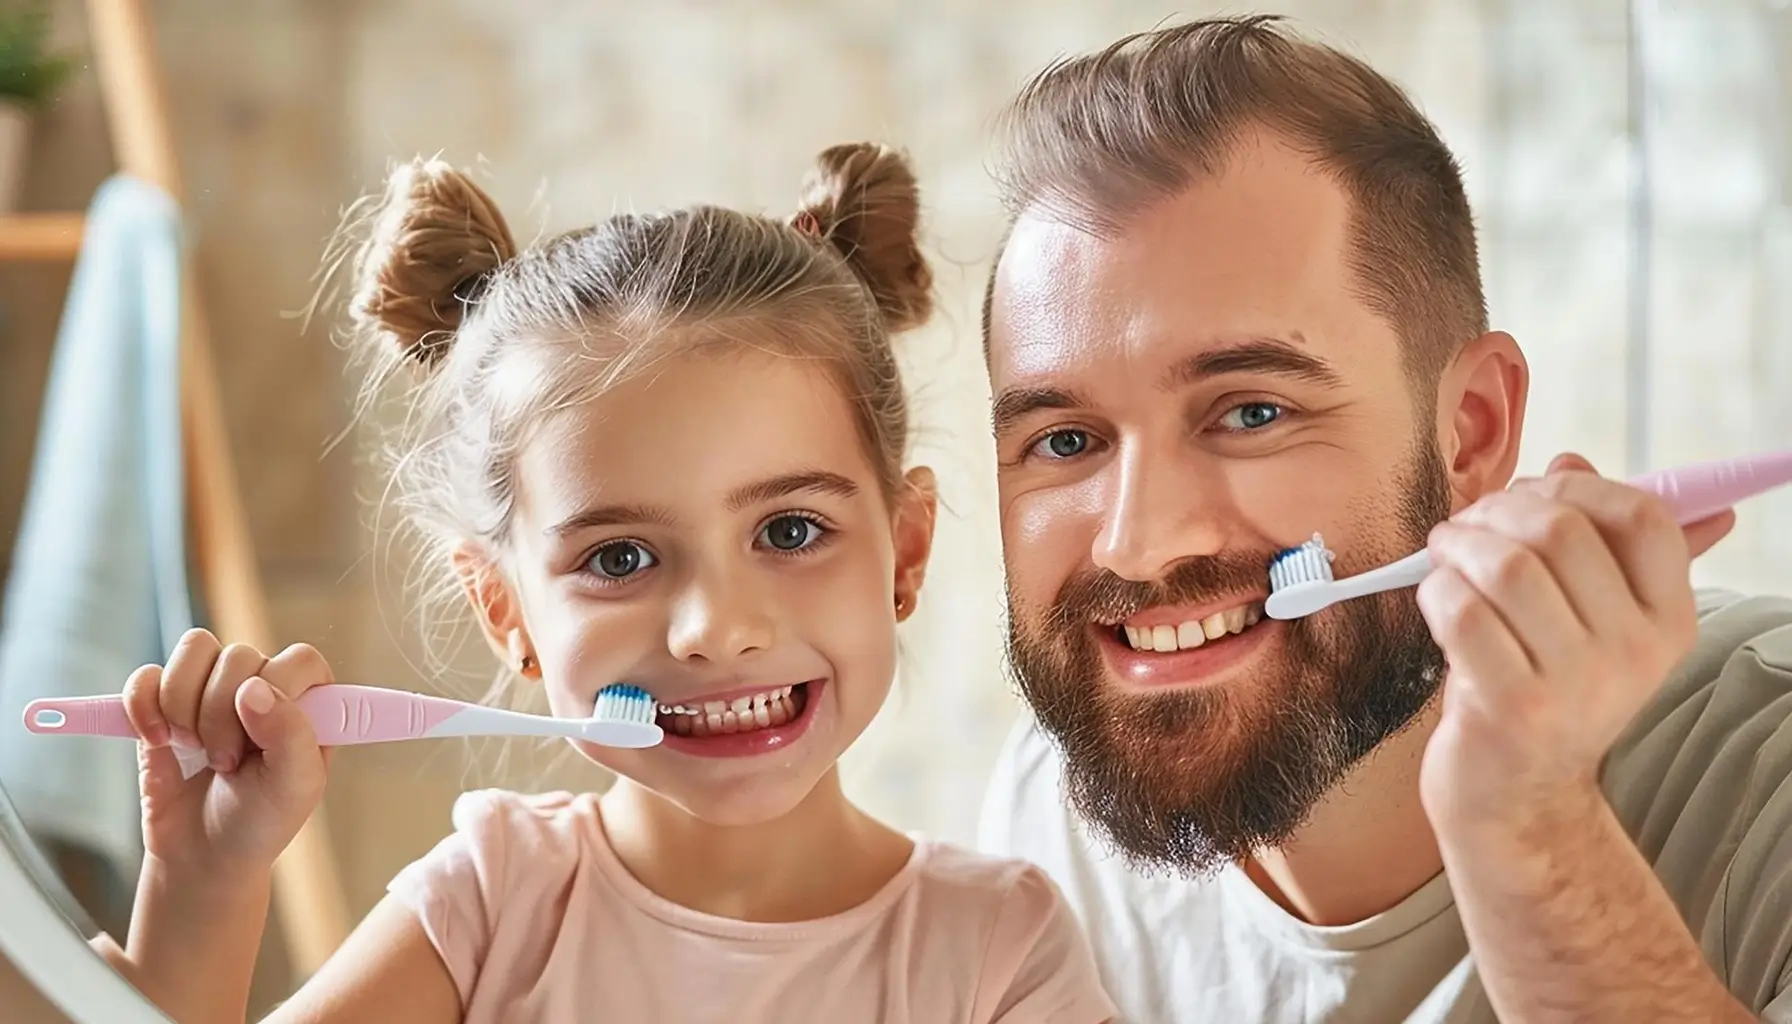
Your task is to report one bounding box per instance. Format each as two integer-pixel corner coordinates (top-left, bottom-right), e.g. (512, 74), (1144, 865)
(1718, 652), (1792, 1021)
(384, 789), (524, 1009)
(977, 719), (1030, 856)
(974, 864), (1118, 1023)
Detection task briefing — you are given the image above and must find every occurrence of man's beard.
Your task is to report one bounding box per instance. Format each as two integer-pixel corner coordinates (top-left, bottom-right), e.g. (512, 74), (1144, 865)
(1005, 438), (1454, 878)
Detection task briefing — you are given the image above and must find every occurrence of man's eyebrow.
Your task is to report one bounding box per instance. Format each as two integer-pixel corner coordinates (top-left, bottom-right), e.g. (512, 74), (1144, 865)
(991, 385), (1087, 438)
(1164, 337), (1343, 390)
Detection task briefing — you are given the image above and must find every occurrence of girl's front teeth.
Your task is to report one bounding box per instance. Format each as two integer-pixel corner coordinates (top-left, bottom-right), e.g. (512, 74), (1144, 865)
(656, 684), (807, 737)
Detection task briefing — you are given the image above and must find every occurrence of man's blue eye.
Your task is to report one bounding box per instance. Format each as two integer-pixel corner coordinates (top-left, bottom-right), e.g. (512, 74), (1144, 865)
(1222, 403), (1283, 430)
(1035, 430), (1089, 459)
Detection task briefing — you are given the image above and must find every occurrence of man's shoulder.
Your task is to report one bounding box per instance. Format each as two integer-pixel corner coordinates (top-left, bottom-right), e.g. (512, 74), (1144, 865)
(1604, 587), (1792, 950)
(1630, 587), (1792, 744)
(1687, 586), (1792, 678)
(1612, 587), (1792, 774)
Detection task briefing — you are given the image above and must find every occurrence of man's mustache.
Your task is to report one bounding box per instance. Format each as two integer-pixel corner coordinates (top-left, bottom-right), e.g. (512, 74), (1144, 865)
(1044, 551), (1281, 632)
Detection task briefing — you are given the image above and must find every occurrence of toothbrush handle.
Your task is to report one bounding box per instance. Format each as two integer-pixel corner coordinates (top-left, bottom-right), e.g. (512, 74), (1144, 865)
(295, 685), (470, 744)
(1627, 450), (1792, 526)
(1338, 548), (1434, 601)
(20, 696), (138, 738)
(22, 685), (472, 746)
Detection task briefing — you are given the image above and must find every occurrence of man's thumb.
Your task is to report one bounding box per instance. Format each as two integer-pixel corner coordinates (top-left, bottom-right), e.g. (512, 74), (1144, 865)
(1548, 451), (1599, 475)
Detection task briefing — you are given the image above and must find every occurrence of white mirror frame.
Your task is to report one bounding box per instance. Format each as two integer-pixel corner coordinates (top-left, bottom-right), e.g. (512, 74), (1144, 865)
(0, 794), (173, 1023)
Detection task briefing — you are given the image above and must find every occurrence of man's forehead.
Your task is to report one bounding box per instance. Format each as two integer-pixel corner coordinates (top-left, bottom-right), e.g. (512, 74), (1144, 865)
(987, 213), (1110, 379)
(987, 152), (1361, 388)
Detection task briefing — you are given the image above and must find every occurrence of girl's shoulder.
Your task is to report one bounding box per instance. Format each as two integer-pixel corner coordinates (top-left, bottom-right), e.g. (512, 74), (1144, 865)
(436, 788), (598, 878)
(902, 836), (1085, 947)
(383, 790), (602, 1010)
(901, 837), (1118, 1023)
(386, 789), (599, 941)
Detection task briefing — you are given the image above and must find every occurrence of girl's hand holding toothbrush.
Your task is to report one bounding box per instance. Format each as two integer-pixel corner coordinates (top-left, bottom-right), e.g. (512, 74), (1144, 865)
(1414, 451), (1736, 834)
(126, 626), (333, 878)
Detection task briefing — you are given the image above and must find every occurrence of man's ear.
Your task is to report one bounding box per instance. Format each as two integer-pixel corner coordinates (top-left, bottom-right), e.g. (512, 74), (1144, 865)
(1434, 330), (1529, 508)
(452, 542), (536, 676)
(892, 467), (939, 622)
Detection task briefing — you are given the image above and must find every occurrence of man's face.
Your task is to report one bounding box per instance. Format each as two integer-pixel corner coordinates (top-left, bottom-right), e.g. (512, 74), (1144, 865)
(989, 130), (1455, 876)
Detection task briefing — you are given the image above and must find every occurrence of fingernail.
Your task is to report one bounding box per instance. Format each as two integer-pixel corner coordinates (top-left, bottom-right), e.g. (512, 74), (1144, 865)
(143, 721), (170, 747)
(210, 751), (237, 774)
(171, 727), (201, 749)
(241, 677), (276, 715)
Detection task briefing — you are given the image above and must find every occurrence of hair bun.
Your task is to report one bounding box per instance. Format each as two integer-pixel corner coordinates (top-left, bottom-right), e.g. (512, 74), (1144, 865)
(793, 143), (933, 333)
(349, 158), (519, 368)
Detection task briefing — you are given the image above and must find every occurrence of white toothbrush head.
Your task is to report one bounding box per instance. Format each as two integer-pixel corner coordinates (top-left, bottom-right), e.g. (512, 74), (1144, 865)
(581, 683), (663, 748)
(1264, 533), (1338, 621)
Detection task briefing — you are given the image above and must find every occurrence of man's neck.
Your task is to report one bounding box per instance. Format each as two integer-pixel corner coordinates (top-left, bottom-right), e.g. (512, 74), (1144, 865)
(1242, 701), (1446, 926)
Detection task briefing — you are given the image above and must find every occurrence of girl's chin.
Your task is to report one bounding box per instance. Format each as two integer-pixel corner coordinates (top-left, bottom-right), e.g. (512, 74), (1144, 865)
(630, 767), (835, 828)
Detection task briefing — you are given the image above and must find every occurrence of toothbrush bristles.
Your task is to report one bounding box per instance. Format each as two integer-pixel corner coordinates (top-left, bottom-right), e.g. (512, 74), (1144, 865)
(592, 683), (657, 725)
(1268, 533), (1336, 592)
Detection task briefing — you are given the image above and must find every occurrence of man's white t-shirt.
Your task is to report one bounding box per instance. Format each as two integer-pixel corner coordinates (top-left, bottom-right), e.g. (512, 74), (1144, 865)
(978, 589), (1792, 1023)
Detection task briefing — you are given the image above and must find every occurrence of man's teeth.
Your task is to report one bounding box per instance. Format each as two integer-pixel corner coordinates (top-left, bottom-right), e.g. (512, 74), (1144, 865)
(1123, 604), (1263, 652)
(656, 685), (802, 736)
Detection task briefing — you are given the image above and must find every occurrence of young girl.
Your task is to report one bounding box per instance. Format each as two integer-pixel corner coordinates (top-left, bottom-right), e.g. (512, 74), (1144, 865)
(103, 143), (1118, 1023)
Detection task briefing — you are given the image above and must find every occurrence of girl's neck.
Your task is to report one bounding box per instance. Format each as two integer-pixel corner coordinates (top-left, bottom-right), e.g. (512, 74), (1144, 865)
(598, 768), (914, 923)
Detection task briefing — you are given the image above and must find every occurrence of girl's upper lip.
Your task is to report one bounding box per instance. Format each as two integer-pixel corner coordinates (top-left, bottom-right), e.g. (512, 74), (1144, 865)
(650, 678), (822, 708)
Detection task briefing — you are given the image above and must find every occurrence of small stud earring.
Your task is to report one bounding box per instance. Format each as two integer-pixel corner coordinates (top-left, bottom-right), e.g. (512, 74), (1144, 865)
(519, 653), (538, 677)
(895, 593), (910, 616)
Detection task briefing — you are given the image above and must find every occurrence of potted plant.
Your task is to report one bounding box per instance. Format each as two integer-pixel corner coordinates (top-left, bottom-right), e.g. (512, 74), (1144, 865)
(0, 1), (71, 214)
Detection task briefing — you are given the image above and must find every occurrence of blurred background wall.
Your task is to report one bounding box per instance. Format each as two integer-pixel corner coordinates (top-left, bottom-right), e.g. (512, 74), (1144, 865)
(2, 0), (1790, 1011)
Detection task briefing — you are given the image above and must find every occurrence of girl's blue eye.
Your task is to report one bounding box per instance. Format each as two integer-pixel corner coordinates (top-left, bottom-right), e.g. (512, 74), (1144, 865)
(760, 515), (825, 552)
(589, 542), (656, 579)
(1033, 429), (1090, 460)
(1221, 403), (1283, 430)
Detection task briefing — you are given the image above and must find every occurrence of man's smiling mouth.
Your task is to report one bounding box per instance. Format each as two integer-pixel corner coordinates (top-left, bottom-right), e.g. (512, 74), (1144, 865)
(1118, 600), (1265, 652)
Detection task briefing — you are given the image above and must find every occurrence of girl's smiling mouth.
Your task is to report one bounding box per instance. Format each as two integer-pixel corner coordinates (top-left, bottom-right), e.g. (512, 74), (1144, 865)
(653, 680), (821, 758)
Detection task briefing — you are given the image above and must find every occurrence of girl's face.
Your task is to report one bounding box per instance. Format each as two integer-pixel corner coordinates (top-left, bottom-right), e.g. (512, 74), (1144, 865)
(471, 344), (935, 826)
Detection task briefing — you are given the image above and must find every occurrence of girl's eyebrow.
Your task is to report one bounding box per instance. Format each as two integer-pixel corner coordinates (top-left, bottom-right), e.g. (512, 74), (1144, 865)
(544, 470), (861, 537)
(725, 470), (860, 512)
(545, 502), (673, 536)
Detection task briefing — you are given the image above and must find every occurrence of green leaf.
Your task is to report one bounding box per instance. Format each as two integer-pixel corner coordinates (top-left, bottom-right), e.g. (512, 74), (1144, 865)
(0, 1), (75, 108)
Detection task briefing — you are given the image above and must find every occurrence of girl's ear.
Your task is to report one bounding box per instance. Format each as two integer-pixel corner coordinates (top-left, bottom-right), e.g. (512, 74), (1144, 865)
(892, 467), (938, 621)
(452, 541), (537, 676)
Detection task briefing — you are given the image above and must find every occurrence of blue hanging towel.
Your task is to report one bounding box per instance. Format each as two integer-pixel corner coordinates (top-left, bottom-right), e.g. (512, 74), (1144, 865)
(0, 174), (193, 883)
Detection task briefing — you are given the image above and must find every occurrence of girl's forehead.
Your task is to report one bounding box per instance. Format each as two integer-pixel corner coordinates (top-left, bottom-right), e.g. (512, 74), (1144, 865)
(512, 349), (879, 517)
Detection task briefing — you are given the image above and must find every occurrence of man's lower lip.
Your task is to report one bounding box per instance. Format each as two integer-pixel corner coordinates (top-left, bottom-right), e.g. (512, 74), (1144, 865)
(654, 682), (824, 758)
(1096, 621), (1278, 690)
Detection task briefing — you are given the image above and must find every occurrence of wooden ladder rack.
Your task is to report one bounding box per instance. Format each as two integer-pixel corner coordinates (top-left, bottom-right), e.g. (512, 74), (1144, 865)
(1, 0), (353, 979)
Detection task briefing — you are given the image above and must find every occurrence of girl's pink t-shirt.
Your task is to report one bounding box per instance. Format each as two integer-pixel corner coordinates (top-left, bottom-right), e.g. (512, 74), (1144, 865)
(386, 789), (1117, 1023)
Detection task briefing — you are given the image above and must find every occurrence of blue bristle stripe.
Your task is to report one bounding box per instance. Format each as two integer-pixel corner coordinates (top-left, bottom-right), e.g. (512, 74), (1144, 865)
(596, 683), (651, 704)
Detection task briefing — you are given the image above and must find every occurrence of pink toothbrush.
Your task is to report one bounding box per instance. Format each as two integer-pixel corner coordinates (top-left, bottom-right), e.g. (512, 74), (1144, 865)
(21, 682), (661, 777)
(1265, 449), (1792, 620)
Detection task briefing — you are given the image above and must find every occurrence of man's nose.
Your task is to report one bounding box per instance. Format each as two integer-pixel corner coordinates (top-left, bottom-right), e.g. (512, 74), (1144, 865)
(1092, 445), (1231, 582)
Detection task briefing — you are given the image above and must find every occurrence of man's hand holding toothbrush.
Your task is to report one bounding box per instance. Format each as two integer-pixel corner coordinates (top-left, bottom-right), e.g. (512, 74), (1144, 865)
(1414, 452), (1755, 1023)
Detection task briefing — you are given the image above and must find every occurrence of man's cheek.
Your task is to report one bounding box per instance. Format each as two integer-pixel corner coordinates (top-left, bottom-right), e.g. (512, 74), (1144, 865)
(1223, 455), (1368, 555)
(1003, 493), (1087, 586)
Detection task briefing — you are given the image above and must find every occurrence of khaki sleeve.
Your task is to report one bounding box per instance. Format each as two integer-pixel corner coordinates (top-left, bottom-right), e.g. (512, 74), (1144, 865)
(1714, 651), (1792, 1020)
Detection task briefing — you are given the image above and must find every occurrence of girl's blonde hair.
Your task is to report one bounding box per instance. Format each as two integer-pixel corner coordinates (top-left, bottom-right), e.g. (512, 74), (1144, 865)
(335, 143), (934, 629)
